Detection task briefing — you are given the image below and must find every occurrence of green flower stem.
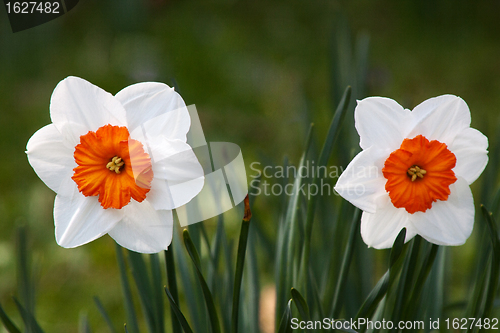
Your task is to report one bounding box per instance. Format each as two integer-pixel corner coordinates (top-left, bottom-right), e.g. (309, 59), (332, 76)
(231, 195), (252, 333)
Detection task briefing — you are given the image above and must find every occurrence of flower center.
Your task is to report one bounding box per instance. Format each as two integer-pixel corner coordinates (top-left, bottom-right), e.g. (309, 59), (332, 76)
(382, 135), (457, 214)
(107, 156), (125, 174)
(407, 165), (426, 182)
(72, 125), (154, 209)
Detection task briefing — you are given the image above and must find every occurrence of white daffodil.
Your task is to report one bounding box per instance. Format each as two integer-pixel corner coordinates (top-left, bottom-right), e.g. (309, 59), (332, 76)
(26, 76), (204, 253)
(334, 95), (488, 249)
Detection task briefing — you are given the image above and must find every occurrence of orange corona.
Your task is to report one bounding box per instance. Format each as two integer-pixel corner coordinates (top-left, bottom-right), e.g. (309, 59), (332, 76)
(382, 135), (457, 214)
(72, 125), (154, 209)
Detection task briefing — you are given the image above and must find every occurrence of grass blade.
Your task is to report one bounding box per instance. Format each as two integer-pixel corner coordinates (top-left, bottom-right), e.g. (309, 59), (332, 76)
(276, 124), (314, 323)
(174, 228), (206, 333)
(277, 299), (292, 333)
(164, 288), (195, 333)
(16, 226), (35, 329)
(231, 195), (252, 333)
(127, 251), (156, 332)
(291, 288), (310, 320)
(164, 247), (182, 333)
(0, 302), (21, 333)
(244, 222), (260, 333)
(299, 86), (352, 289)
(480, 205), (500, 318)
(150, 253), (165, 333)
(403, 243), (439, 320)
(79, 314), (92, 333)
(183, 229), (221, 333)
(93, 297), (118, 333)
(356, 228), (407, 322)
(388, 236), (422, 329)
(317, 86), (352, 168)
(13, 297), (44, 333)
(115, 244), (140, 333)
(330, 208), (361, 318)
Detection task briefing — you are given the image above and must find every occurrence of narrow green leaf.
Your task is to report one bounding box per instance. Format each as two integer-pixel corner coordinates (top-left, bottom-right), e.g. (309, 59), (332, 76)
(318, 86), (352, 168)
(389, 236), (422, 329)
(355, 270), (389, 322)
(276, 124), (314, 324)
(291, 288), (310, 320)
(231, 199), (251, 333)
(164, 247), (182, 333)
(330, 208), (361, 318)
(244, 224), (260, 333)
(127, 250), (155, 332)
(150, 253), (165, 333)
(164, 288), (195, 333)
(13, 297), (44, 333)
(115, 244), (140, 333)
(79, 314), (92, 333)
(16, 227), (35, 316)
(183, 229), (221, 333)
(482, 205), (500, 257)
(277, 300), (292, 333)
(174, 227), (206, 333)
(390, 227), (407, 267)
(198, 222), (219, 295)
(356, 228), (407, 320)
(480, 205), (500, 319)
(308, 267), (326, 320)
(299, 86), (352, 290)
(465, 257), (489, 330)
(216, 214), (233, 333)
(0, 302), (21, 333)
(404, 243), (439, 319)
(93, 297), (118, 333)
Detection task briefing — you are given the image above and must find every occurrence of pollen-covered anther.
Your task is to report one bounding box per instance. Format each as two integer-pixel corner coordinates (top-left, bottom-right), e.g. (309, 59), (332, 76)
(407, 165), (427, 182)
(106, 156), (125, 174)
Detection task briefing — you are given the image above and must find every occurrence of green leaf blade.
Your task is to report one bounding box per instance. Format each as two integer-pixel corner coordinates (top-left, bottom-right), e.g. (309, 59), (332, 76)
(183, 229), (221, 333)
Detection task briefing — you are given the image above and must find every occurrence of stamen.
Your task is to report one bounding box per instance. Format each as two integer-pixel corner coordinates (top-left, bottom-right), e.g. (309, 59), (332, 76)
(107, 156), (125, 174)
(407, 165), (426, 182)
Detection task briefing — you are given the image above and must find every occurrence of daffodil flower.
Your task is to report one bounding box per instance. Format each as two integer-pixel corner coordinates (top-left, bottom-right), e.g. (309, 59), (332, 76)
(26, 77), (204, 253)
(334, 95), (488, 249)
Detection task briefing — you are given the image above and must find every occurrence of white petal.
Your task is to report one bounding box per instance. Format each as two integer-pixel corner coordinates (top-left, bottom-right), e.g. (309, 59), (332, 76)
(409, 177), (474, 246)
(450, 128), (488, 185)
(361, 195), (417, 249)
(147, 139), (205, 210)
(115, 82), (190, 142)
(50, 76), (127, 146)
(54, 177), (122, 248)
(334, 146), (389, 214)
(407, 95), (471, 145)
(355, 97), (410, 151)
(108, 200), (173, 253)
(26, 124), (75, 193)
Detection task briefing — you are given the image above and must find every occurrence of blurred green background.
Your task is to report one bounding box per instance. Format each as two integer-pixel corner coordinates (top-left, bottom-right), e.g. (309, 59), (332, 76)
(1, 0), (500, 331)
